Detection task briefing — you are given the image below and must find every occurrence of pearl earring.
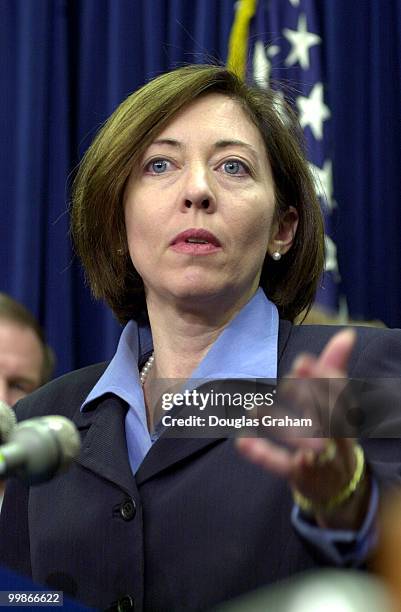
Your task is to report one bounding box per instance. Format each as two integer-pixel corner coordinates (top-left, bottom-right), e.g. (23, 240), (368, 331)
(272, 251), (281, 261)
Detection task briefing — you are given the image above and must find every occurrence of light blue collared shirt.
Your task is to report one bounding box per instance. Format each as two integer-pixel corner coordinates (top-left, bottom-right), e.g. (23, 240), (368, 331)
(82, 288), (279, 473)
(81, 288), (377, 566)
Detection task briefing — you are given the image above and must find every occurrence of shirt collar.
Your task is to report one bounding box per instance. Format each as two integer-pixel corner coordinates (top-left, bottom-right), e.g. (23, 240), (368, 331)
(190, 287), (278, 381)
(81, 287), (278, 411)
(81, 318), (152, 412)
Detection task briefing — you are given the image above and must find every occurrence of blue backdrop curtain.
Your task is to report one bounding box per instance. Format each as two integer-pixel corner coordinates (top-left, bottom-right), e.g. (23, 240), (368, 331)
(0, 0), (236, 376)
(1, 0), (401, 379)
(323, 1), (401, 328)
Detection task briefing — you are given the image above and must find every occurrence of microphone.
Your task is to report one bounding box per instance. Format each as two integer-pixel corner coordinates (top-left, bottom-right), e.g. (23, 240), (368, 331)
(0, 416), (80, 484)
(217, 570), (393, 611)
(0, 400), (17, 443)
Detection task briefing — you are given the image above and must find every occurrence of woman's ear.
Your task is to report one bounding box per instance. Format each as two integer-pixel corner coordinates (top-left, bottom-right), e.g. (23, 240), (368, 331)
(268, 206), (299, 258)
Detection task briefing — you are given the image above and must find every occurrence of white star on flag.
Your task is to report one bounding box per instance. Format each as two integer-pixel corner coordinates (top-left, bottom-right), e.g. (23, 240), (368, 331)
(296, 82), (331, 140)
(283, 13), (321, 70)
(324, 235), (340, 280)
(252, 41), (280, 89)
(309, 159), (335, 211)
(289, 0), (300, 6)
(267, 45), (280, 58)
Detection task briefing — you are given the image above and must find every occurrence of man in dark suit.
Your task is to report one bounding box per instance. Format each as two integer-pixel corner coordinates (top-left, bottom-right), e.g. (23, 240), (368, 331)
(0, 293), (54, 408)
(0, 293), (55, 508)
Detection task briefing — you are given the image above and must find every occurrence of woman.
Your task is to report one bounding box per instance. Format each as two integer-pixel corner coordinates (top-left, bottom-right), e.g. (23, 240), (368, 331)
(1, 65), (400, 611)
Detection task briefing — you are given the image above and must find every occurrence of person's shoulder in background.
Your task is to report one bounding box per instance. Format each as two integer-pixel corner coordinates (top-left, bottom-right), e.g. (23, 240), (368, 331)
(296, 304), (387, 328)
(13, 362), (109, 423)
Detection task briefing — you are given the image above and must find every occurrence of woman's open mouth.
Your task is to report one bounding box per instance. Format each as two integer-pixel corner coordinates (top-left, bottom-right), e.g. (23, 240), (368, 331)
(170, 228), (222, 254)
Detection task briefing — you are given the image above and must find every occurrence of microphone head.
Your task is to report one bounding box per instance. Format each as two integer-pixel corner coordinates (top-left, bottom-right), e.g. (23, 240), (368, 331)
(8, 415), (81, 484)
(0, 400), (17, 443)
(36, 416), (81, 470)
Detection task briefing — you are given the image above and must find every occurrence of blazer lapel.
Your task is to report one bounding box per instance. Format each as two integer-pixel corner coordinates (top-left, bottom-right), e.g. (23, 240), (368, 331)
(135, 437), (222, 485)
(73, 395), (137, 495)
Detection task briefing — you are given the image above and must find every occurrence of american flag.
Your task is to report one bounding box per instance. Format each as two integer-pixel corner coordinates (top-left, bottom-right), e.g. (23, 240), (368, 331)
(248, 0), (340, 312)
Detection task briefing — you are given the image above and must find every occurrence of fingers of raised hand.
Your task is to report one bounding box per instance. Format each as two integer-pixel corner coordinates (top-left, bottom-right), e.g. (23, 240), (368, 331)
(318, 328), (356, 372)
(291, 329), (357, 379)
(236, 437), (293, 478)
(236, 436), (332, 480)
(236, 435), (357, 509)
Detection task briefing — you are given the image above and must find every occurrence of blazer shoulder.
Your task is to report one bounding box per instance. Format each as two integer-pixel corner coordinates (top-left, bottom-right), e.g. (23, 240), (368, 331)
(278, 320), (401, 377)
(13, 362), (109, 422)
(282, 320), (401, 350)
(278, 320), (347, 365)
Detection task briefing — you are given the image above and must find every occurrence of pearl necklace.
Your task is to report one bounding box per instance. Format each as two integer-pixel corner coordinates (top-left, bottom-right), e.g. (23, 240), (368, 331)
(140, 353), (154, 385)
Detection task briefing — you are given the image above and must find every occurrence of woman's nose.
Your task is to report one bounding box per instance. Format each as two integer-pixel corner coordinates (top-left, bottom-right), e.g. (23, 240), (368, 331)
(180, 165), (216, 213)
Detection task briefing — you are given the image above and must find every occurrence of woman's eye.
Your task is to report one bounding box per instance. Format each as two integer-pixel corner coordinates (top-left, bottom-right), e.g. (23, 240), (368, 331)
(222, 160), (249, 175)
(146, 159), (170, 174)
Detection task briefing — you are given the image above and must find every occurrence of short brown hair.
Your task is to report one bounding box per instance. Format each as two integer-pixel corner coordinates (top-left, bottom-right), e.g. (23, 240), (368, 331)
(0, 293), (55, 384)
(71, 64), (324, 323)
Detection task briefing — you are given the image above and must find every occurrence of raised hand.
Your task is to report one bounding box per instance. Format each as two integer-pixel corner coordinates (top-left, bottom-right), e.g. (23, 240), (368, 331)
(236, 329), (371, 529)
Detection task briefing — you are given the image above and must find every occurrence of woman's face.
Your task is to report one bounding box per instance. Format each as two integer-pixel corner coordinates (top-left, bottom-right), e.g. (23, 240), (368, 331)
(124, 93), (295, 309)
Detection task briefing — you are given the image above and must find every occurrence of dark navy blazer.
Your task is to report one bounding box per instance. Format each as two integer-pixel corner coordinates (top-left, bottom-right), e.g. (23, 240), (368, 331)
(1, 321), (401, 611)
